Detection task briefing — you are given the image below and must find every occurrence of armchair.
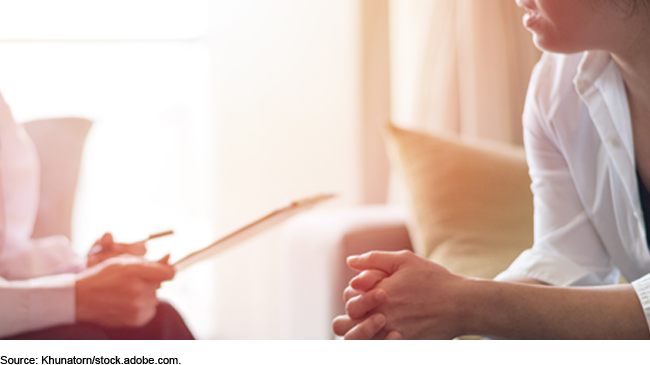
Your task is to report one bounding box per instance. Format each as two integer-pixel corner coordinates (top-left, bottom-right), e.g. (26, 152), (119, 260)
(281, 205), (412, 340)
(23, 117), (92, 239)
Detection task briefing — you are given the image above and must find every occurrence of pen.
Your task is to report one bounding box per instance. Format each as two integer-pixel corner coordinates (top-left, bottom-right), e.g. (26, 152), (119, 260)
(88, 230), (174, 255)
(133, 230), (175, 244)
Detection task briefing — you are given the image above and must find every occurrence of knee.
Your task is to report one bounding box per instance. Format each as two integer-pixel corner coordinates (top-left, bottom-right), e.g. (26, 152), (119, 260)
(8, 324), (110, 340)
(152, 301), (195, 340)
(155, 302), (181, 320)
(58, 324), (110, 340)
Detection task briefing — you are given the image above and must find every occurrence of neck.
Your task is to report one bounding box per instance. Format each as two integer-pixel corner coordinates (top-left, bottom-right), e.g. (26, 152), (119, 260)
(611, 20), (650, 115)
(610, 17), (650, 178)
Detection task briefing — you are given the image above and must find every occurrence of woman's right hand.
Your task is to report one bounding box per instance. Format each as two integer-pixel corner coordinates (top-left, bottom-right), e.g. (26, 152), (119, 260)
(75, 255), (174, 327)
(86, 232), (146, 267)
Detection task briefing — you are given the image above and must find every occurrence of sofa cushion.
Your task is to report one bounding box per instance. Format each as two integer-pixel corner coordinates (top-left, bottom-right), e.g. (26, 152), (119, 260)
(383, 123), (533, 279)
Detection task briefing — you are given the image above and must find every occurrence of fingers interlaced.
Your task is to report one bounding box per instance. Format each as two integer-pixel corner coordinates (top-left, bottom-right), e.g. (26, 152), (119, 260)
(343, 286), (361, 303)
(349, 269), (389, 291)
(345, 288), (387, 319)
(333, 313), (385, 339)
(336, 251), (413, 340)
(347, 250), (409, 275)
(333, 314), (401, 340)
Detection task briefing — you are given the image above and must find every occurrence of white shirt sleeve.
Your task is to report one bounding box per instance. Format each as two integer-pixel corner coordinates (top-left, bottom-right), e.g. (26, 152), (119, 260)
(496, 57), (619, 286)
(0, 273), (77, 338)
(632, 274), (650, 333)
(0, 90), (86, 338)
(0, 234), (85, 339)
(0, 235), (86, 281)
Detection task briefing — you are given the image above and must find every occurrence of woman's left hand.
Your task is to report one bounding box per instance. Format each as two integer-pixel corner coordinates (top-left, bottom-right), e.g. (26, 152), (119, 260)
(87, 232), (147, 267)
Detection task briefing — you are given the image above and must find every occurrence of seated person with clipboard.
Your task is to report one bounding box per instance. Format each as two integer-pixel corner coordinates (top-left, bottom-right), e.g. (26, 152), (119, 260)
(0, 90), (333, 340)
(0, 91), (192, 340)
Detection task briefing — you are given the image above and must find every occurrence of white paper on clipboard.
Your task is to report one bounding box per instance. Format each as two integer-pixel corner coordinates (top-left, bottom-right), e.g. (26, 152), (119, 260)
(173, 193), (336, 271)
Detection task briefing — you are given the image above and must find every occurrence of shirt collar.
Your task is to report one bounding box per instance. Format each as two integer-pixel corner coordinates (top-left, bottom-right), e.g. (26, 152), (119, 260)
(573, 51), (643, 240)
(573, 50), (634, 163)
(573, 51), (613, 95)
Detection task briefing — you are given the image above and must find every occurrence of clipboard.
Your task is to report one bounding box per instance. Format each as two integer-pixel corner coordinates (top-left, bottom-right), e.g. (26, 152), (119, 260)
(173, 193), (336, 271)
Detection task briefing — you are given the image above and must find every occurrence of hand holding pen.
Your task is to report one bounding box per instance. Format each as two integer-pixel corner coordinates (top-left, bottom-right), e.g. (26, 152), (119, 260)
(86, 230), (174, 267)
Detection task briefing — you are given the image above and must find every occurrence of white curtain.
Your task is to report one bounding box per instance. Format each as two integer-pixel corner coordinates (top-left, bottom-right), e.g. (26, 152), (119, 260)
(391, 0), (541, 145)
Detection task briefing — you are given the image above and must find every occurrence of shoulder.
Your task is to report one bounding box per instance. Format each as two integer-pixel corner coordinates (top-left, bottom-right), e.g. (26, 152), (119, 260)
(523, 52), (586, 143)
(527, 52), (584, 121)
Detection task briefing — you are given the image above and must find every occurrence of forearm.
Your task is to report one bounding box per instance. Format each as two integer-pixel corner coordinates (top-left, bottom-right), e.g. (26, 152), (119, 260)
(461, 278), (650, 339)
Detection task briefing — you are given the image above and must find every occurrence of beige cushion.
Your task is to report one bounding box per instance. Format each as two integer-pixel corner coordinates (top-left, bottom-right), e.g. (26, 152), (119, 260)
(384, 123), (533, 279)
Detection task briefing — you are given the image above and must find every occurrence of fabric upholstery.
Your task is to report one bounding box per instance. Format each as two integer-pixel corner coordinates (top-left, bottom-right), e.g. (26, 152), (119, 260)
(384, 123), (533, 279)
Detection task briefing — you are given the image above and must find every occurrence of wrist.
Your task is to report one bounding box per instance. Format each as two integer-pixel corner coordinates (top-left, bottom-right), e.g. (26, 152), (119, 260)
(455, 277), (502, 337)
(74, 268), (99, 324)
(74, 273), (87, 323)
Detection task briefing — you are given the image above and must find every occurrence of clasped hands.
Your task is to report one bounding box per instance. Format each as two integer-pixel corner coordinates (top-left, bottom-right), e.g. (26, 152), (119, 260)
(76, 233), (175, 328)
(332, 250), (471, 340)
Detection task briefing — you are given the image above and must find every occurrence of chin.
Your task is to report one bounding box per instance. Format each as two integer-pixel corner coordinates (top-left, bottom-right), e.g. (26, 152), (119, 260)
(532, 33), (586, 54)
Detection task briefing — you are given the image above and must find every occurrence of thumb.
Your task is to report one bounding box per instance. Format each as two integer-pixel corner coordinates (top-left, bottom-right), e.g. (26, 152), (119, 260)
(347, 251), (405, 275)
(158, 254), (171, 264)
(100, 232), (114, 247)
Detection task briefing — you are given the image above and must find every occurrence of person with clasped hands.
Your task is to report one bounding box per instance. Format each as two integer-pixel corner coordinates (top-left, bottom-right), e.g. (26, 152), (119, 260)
(333, 0), (650, 339)
(0, 91), (193, 340)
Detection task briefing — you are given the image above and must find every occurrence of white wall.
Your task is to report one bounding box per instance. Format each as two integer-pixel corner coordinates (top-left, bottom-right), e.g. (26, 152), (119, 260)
(207, 0), (361, 339)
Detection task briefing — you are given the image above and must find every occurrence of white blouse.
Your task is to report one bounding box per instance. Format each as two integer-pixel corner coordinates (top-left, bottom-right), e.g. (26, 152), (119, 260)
(495, 51), (650, 333)
(0, 91), (85, 338)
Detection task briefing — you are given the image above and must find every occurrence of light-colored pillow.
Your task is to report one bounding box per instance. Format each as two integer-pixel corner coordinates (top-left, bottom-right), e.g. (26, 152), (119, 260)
(384, 123), (533, 279)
